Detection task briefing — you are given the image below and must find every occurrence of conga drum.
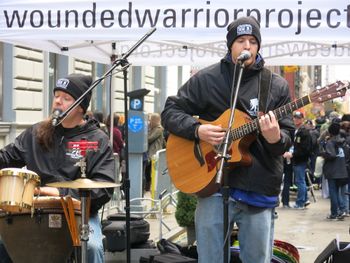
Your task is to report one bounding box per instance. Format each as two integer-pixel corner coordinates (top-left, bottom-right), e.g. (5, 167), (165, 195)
(0, 196), (81, 263)
(0, 168), (40, 212)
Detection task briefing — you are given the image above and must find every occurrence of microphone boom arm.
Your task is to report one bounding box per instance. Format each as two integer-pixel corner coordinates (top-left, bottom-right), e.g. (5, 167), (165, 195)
(53, 28), (157, 126)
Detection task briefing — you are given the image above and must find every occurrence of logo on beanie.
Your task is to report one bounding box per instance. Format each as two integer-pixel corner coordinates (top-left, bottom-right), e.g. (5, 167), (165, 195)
(237, 24), (253, 36)
(56, 78), (70, 89)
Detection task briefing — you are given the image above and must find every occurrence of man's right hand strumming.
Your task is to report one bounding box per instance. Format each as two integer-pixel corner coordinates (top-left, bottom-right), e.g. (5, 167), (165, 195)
(197, 124), (226, 146)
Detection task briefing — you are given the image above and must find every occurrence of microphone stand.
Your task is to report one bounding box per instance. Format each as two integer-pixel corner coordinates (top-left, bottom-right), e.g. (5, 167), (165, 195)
(53, 27), (157, 126)
(53, 28), (157, 263)
(215, 60), (245, 263)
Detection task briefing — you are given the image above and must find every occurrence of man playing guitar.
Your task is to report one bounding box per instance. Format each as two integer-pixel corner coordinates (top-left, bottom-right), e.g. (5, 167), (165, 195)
(161, 16), (295, 263)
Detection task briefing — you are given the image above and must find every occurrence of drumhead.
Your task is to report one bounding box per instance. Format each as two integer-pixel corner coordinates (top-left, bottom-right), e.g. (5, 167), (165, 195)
(0, 168), (40, 183)
(33, 196), (81, 212)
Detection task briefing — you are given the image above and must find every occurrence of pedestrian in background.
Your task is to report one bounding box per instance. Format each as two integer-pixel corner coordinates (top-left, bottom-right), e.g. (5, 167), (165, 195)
(144, 113), (165, 192)
(321, 118), (348, 220)
(291, 111), (312, 209)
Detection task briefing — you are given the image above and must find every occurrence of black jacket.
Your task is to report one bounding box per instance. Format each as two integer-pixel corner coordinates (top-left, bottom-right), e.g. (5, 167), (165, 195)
(293, 125), (313, 164)
(162, 54), (294, 196)
(322, 135), (348, 180)
(0, 118), (115, 214)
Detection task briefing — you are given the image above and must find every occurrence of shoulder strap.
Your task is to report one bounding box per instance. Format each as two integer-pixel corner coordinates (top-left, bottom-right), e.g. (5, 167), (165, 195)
(258, 68), (272, 114)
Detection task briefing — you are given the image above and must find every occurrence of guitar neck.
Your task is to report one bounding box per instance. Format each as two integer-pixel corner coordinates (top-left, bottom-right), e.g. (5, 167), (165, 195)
(230, 95), (310, 141)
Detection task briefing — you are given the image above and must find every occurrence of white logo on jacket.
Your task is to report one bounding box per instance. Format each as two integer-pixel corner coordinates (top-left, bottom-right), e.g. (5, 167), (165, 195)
(247, 98), (259, 117)
(67, 150), (82, 159)
(337, 147), (345, 158)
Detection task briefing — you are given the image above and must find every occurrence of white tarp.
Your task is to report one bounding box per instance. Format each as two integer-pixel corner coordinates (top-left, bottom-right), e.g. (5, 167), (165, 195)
(0, 0), (349, 65)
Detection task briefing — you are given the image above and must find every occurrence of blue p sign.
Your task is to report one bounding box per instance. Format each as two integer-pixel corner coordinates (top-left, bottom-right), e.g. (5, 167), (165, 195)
(130, 98), (142, 110)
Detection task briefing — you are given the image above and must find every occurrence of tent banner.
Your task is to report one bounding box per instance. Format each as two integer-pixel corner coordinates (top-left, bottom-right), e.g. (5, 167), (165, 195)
(0, 0), (349, 65)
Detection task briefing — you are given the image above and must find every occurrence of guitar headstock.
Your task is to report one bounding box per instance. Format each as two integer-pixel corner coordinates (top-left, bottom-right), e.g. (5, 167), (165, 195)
(310, 81), (349, 103)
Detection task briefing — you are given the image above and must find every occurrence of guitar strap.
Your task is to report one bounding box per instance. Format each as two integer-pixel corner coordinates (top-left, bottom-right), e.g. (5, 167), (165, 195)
(194, 136), (205, 166)
(258, 67), (272, 114)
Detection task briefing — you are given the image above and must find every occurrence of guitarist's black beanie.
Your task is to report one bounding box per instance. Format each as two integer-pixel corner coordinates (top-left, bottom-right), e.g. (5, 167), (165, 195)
(226, 16), (261, 51)
(328, 118), (341, 136)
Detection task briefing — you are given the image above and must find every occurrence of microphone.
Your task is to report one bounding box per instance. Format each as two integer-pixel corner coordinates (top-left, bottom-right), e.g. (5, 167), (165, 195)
(236, 50), (251, 62)
(51, 109), (62, 126)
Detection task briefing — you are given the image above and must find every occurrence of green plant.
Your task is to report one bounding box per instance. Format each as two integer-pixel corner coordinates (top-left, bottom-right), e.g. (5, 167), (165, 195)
(175, 191), (197, 227)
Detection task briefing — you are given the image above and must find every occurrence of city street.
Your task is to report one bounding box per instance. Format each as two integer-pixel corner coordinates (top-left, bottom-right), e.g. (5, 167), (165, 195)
(274, 190), (350, 262)
(145, 189), (350, 263)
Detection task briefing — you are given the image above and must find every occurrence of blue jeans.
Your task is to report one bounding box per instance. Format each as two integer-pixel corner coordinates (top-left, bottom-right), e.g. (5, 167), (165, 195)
(88, 213), (104, 263)
(282, 162), (293, 206)
(293, 163), (307, 207)
(327, 179), (347, 216)
(195, 195), (274, 263)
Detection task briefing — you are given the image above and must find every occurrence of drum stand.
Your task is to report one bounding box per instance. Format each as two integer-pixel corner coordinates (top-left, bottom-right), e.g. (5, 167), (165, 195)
(75, 151), (91, 263)
(79, 189), (90, 263)
(46, 140), (119, 263)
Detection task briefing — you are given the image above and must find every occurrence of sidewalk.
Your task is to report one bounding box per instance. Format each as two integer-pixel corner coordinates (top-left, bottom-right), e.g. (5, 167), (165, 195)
(105, 189), (350, 263)
(140, 191), (183, 243)
(104, 191), (183, 263)
(274, 189), (350, 262)
(147, 189), (350, 263)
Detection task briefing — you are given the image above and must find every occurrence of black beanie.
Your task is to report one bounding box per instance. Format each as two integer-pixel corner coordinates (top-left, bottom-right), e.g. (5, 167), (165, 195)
(328, 118), (341, 136)
(341, 114), (350, 122)
(54, 73), (92, 113)
(226, 16), (261, 51)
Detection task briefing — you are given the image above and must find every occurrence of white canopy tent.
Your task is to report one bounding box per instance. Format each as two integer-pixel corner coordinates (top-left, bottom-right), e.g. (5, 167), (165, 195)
(0, 0), (349, 66)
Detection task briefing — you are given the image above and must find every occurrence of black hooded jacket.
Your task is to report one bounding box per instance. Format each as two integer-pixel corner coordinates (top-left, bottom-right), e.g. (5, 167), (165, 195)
(162, 54), (294, 196)
(292, 125), (313, 164)
(0, 118), (115, 214)
(322, 134), (349, 180)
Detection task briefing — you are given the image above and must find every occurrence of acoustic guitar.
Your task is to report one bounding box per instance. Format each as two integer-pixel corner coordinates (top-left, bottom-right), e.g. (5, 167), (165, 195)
(166, 81), (349, 197)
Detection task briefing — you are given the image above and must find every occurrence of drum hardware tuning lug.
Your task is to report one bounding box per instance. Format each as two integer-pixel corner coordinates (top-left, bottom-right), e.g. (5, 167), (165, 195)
(35, 209), (42, 224)
(74, 157), (87, 178)
(31, 206), (35, 218)
(67, 139), (98, 179)
(80, 223), (90, 241)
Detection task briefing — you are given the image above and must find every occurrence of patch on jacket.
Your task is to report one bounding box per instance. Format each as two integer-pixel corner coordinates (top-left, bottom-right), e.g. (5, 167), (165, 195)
(247, 98), (259, 117)
(66, 151), (83, 159)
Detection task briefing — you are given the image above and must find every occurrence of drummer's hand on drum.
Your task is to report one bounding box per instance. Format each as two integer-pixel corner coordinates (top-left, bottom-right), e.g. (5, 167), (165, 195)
(35, 186), (59, 196)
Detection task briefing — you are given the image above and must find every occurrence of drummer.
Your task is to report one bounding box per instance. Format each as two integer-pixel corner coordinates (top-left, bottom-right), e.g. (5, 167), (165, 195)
(0, 73), (115, 262)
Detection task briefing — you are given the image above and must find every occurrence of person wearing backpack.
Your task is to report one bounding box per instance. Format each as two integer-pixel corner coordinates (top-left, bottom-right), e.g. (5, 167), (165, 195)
(321, 118), (348, 220)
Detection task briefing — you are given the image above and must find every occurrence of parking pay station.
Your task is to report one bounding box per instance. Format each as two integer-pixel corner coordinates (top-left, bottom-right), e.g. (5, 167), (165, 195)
(127, 89), (150, 205)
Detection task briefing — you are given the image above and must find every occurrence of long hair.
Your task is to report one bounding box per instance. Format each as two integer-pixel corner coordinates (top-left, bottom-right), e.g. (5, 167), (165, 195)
(105, 113), (120, 128)
(36, 119), (56, 151)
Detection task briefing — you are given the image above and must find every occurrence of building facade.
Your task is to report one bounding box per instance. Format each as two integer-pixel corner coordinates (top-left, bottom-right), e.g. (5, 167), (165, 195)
(0, 42), (192, 147)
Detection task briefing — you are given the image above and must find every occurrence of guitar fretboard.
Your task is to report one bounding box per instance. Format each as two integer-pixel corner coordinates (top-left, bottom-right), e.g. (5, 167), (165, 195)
(229, 95), (310, 141)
